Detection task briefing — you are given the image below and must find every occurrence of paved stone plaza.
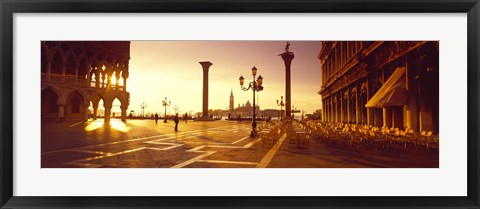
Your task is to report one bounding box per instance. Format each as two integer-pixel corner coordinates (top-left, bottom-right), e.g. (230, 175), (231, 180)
(41, 119), (438, 168)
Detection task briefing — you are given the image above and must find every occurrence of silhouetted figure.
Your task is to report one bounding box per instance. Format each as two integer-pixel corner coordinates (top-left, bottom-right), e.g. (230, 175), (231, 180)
(228, 113), (231, 120)
(154, 113), (159, 125)
(237, 114), (241, 123)
(174, 113), (179, 131)
(184, 113), (188, 124)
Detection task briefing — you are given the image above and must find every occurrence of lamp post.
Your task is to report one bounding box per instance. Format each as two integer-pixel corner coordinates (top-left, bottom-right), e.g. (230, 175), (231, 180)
(239, 66), (264, 137)
(162, 97), (171, 123)
(276, 96), (285, 121)
(173, 105), (180, 114)
(140, 102), (147, 118)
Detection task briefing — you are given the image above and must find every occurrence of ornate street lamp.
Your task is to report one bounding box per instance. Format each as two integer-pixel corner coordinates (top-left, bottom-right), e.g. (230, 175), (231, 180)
(140, 102), (147, 118)
(239, 66), (264, 137)
(276, 96), (285, 121)
(162, 97), (171, 123)
(173, 105), (180, 114)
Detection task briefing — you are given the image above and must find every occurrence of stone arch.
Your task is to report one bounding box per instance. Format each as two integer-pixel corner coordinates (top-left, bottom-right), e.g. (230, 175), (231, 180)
(104, 93), (129, 122)
(41, 87), (60, 122)
(65, 90), (86, 121)
(89, 94), (104, 120)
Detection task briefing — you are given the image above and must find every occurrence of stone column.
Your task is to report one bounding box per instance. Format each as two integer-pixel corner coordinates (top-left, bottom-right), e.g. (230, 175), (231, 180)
(60, 50), (70, 83)
(383, 107), (392, 128)
(333, 96), (337, 122)
(95, 66), (101, 88)
(322, 99), (327, 121)
(92, 102), (98, 120)
(58, 103), (65, 122)
(104, 102), (112, 124)
(121, 104), (128, 122)
(61, 62), (67, 83)
(199, 61), (213, 119)
(74, 63), (80, 84)
(355, 89), (360, 124)
(83, 101), (90, 122)
(366, 81), (374, 125)
(280, 51), (294, 119)
(340, 93), (344, 123)
(122, 69), (129, 92)
(46, 56), (53, 81)
(346, 91), (350, 123)
(405, 61), (419, 131)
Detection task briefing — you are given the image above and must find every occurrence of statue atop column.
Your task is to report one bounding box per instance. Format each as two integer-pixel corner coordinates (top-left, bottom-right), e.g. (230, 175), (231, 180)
(279, 42), (294, 119)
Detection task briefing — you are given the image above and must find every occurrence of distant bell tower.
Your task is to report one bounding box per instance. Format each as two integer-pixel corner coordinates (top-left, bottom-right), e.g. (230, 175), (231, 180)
(229, 89), (234, 111)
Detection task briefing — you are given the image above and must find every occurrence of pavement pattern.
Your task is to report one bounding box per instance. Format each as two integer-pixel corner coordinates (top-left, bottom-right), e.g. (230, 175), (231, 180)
(41, 119), (439, 168)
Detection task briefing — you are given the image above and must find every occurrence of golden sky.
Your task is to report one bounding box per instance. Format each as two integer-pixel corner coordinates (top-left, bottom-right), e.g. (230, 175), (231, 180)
(126, 41), (322, 116)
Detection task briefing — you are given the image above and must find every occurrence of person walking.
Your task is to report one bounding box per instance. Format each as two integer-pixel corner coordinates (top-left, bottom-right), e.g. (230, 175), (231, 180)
(174, 113), (179, 132)
(184, 113), (188, 124)
(154, 113), (159, 125)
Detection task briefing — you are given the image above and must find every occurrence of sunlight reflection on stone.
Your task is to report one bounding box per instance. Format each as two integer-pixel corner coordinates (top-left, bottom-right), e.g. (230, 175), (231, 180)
(84, 120), (104, 131)
(110, 120), (130, 133)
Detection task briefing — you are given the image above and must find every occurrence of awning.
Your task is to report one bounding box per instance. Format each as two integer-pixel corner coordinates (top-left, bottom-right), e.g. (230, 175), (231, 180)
(365, 67), (406, 108)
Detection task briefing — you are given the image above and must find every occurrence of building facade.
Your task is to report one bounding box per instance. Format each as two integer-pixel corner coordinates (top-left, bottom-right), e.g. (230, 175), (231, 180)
(318, 41), (439, 133)
(41, 41), (131, 123)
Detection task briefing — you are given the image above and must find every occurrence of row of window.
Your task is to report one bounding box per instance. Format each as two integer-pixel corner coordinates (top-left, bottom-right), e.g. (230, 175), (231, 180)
(322, 41), (364, 84)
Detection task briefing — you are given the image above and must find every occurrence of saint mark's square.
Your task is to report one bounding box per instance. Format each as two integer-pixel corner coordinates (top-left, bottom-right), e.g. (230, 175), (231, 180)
(41, 41), (439, 168)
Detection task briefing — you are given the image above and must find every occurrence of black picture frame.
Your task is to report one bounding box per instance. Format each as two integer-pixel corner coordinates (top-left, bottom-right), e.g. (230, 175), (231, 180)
(1, 0), (479, 208)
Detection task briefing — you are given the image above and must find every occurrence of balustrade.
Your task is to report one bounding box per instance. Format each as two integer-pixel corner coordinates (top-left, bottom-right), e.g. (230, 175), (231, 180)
(42, 72), (125, 91)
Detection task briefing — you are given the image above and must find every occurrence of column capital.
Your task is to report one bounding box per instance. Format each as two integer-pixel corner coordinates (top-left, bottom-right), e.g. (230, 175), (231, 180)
(199, 61), (213, 71)
(104, 103), (112, 109)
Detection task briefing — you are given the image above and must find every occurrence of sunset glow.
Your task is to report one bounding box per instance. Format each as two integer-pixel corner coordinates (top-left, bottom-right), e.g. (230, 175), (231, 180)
(128, 41), (322, 116)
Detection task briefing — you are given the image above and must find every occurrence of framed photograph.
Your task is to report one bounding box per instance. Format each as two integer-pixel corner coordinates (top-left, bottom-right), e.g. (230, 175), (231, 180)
(1, 0), (479, 208)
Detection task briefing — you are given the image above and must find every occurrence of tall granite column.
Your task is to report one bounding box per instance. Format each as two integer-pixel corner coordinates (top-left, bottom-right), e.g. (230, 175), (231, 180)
(199, 61), (213, 119)
(280, 44), (294, 119)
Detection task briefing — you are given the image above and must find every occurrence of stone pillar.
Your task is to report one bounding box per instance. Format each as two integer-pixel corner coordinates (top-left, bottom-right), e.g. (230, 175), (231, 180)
(340, 93), (344, 123)
(121, 105), (128, 122)
(280, 50), (294, 119)
(199, 61), (213, 119)
(95, 67), (100, 88)
(355, 89), (360, 124)
(100, 70), (106, 89)
(346, 92), (350, 123)
(74, 64), (79, 84)
(328, 99), (332, 122)
(115, 71), (120, 87)
(60, 50), (69, 83)
(405, 61), (419, 131)
(82, 101), (89, 122)
(92, 102), (98, 120)
(333, 96), (337, 122)
(46, 57), (53, 81)
(366, 81), (374, 125)
(104, 102), (112, 124)
(122, 71), (129, 92)
(58, 103), (65, 122)
(383, 107), (392, 128)
(61, 62), (67, 83)
(322, 101), (326, 121)
(106, 65), (112, 88)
